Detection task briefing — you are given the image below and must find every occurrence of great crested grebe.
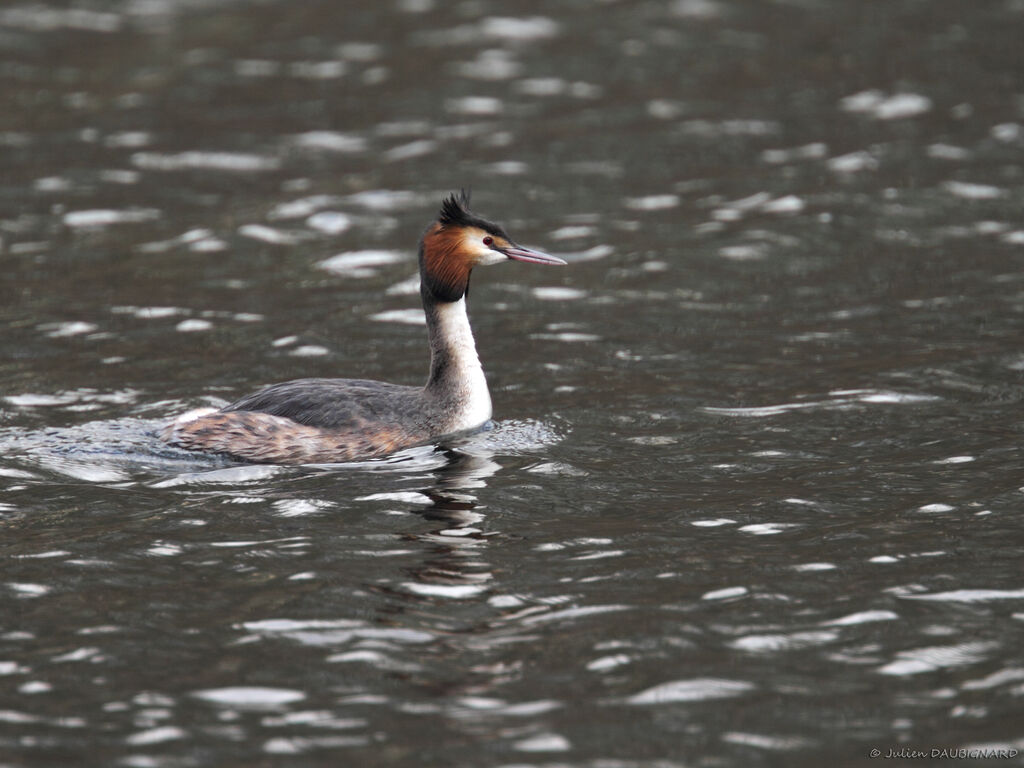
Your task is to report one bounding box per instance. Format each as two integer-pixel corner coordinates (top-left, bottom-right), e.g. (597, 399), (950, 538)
(160, 191), (566, 464)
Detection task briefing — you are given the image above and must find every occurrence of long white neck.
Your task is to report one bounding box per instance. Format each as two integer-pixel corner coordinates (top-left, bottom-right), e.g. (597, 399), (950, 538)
(424, 297), (492, 431)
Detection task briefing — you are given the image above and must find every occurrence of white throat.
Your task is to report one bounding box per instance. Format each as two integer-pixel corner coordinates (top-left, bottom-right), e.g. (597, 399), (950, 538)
(428, 297), (492, 431)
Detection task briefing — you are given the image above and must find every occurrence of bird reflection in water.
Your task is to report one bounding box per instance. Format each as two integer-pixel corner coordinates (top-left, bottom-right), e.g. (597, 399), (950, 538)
(365, 445), (547, 706)
(390, 447), (503, 603)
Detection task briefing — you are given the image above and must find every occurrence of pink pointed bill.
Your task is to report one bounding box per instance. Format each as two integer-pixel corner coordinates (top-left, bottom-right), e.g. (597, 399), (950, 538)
(502, 245), (567, 266)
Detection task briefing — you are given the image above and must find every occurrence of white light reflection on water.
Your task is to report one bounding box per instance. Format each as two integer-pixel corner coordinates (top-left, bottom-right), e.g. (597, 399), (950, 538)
(627, 678), (756, 705)
(131, 151), (281, 172)
(702, 390), (942, 417)
(192, 687), (306, 710)
(877, 642), (998, 677)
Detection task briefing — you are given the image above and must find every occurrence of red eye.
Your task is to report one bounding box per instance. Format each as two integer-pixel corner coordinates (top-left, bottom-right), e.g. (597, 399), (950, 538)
(482, 236), (493, 246)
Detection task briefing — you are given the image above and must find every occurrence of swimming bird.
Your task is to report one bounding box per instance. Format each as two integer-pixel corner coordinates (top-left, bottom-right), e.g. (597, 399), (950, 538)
(160, 191), (566, 464)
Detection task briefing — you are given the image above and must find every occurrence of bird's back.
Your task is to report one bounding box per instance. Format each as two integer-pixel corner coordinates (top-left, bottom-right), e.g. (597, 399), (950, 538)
(161, 377), (432, 464)
(223, 377), (423, 430)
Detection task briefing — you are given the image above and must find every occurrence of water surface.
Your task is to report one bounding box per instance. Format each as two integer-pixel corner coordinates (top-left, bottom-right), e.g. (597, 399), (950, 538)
(2, 0), (1024, 765)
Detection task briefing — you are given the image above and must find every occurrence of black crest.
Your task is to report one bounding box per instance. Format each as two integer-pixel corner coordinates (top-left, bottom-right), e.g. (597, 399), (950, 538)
(437, 190), (510, 238)
(438, 189), (473, 228)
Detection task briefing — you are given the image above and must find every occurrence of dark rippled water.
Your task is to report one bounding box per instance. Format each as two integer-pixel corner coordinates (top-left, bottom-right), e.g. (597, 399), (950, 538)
(2, 1), (1024, 766)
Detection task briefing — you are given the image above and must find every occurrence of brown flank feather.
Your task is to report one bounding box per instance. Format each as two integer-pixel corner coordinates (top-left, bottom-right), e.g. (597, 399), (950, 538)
(161, 411), (417, 464)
